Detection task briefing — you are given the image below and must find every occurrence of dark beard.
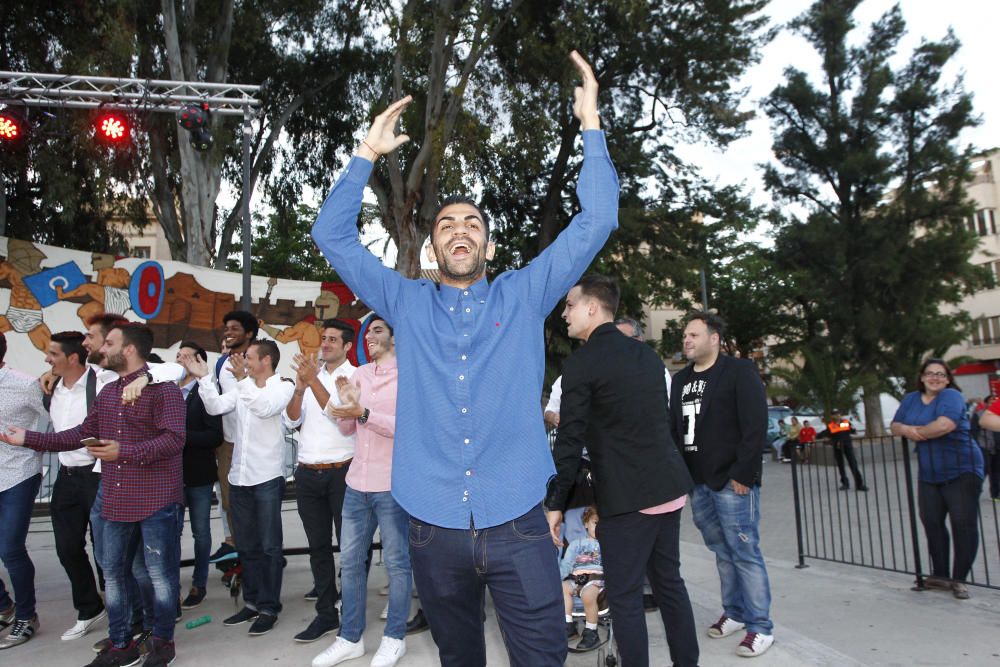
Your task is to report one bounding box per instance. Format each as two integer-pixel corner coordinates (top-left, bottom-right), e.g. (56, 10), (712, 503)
(103, 351), (126, 372)
(87, 350), (103, 365)
(438, 251), (487, 283)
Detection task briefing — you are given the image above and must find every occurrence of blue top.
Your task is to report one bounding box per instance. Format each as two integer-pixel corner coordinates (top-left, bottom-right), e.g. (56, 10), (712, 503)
(892, 388), (984, 483)
(311, 130), (619, 528)
(560, 536), (603, 579)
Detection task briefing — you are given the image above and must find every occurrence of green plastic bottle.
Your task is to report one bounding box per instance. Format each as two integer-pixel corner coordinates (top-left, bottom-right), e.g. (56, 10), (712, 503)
(185, 615), (211, 629)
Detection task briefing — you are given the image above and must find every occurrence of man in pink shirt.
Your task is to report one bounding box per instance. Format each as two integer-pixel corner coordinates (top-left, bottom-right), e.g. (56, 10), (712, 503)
(312, 316), (410, 667)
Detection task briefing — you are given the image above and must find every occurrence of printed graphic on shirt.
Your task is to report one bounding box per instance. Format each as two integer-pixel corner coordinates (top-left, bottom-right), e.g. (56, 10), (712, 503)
(680, 378), (707, 452)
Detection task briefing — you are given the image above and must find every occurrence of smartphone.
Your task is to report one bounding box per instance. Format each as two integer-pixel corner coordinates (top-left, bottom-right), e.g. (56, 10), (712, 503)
(80, 437), (101, 447)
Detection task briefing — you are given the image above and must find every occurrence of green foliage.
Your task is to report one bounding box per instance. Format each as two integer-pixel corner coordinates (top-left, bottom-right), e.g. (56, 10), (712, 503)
(227, 203), (335, 282)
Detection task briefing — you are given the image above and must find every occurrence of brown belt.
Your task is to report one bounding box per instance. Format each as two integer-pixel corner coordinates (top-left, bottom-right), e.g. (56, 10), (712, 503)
(299, 459), (352, 470)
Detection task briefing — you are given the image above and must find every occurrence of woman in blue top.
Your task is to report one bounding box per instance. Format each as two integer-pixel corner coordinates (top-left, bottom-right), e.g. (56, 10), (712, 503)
(890, 359), (984, 600)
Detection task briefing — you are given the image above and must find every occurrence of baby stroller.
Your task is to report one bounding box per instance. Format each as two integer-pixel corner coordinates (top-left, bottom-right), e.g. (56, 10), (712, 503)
(562, 507), (619, 666)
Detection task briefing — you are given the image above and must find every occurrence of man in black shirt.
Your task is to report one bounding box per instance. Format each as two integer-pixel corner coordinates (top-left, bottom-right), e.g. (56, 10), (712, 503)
(670, 312), (774, 658)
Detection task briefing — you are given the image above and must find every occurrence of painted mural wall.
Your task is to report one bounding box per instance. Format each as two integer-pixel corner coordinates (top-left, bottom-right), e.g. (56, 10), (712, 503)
(0, 235), (373, 380)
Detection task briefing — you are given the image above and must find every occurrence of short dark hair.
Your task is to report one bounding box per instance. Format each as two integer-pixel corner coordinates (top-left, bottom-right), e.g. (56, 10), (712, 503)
(86, 313), (129, 336)
(581, 506), (599, 525)
(685, 311), (726, 341)
(111, 323), (154, 360)
(432, 196), (491, 241)
(250, 338), (280, 370)
(0, 331), (6, 364)
(179, 340), (208, 362)
(51, 331), (87, 365)
(222, 310), (259, 338)
(575, 274), (620, 316)
(321, 318), (355, 345)
(917, 357), (960, 394)
(614, 317), (645, 340)
(368, 314), (394, 337)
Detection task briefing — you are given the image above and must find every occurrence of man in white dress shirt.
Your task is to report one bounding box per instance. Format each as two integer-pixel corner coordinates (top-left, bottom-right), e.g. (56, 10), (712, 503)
(182, 338), (294, 637)
(283, 319), (357, 643)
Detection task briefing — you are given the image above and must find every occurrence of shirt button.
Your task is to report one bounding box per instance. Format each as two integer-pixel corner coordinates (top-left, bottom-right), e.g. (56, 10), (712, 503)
(461, 408), (467, 414)
(464, 438), (470, 444)
(465, 308), (471, 313)
(449, 307), (454, 312)
(464, 490), (469, 496)
(462, 497), (468, 502)
(461, 355), (467, 360)
(459, 375), (464, 381)
(465, 470), (471, 476)
(463, 290), (469, 295)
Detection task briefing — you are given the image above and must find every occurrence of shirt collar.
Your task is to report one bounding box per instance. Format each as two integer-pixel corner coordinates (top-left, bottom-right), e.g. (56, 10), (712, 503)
(118, 364), (150, 385)
(373, 356), (398, 372)
(320, 359), (355, 377)
(437, 275), (490, 302)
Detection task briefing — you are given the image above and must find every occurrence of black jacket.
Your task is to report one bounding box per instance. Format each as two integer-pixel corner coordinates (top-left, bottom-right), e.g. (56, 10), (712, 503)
(546, 322), (693, 517)
(669, 355), (767, 491)
(182, 382), (224, 487)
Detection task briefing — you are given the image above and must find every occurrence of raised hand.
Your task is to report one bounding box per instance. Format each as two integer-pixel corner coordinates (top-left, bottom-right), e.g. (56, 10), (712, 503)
(292, 353), (320, 387)
(227, 353), (249, 381)
(177, 349), (209, 379)
(570, 50), (600, 130)
(359, 96), (414, 160)
(335, 375), (361, 407)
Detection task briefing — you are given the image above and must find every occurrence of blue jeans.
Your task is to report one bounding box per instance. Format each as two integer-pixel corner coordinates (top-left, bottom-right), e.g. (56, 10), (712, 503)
(229, 477), (285, 615)
(92, 487), (148, 627)
(103, 503), (183, 645)
(690, 484), (773, 634)
(340, 488), (411, 641)
(409, 504), (565, 667)
(183, 484), (214, 589)
(0, 474), (41, 620)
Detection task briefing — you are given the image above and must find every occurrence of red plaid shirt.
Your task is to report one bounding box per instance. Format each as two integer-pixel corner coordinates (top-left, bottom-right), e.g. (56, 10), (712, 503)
(26, 365), (186, 522)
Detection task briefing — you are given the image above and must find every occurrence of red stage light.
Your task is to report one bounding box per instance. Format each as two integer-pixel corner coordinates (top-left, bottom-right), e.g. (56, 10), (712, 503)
(96, 111), (129, 142)
(0, 108), (26, 143)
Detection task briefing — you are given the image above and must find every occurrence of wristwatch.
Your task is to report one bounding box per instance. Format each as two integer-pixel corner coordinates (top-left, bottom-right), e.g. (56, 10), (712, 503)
(145, 371), (155, 384)
(357, 408), (370, 424)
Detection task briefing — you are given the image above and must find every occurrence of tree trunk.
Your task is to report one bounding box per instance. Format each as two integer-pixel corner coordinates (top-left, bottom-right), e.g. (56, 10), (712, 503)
(862, 385), (885, 437)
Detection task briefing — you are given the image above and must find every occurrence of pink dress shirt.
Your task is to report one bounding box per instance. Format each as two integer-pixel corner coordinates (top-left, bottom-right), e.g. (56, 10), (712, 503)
(338, 358), (397, 493)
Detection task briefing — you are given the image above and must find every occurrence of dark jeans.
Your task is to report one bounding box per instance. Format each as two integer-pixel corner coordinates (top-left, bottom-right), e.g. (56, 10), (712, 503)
(103, 503), (183, 645)
(833, 440), (865, 488)
(51, 466), (104, 620)
(229, 477), (285, 615)
(183, 484), (214, 589)
(0, 474), (41, 620)
(409, 504), (565, 667)
(598, 509), (699, 667)
(918, 473), (983, 581)
(294, 465), (349, 623)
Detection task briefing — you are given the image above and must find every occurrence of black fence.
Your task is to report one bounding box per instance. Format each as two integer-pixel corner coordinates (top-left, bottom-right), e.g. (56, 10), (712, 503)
(791, 435), (1000, 591)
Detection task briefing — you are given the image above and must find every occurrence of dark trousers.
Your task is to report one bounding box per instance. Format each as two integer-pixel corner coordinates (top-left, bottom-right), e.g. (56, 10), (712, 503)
(294, 465), (349, 623)
(230, 477), (285, 615)
(409, 504), (566, 667)
(988, 446), (1000, 499)
(0, 474), (41, 621)
(50, 467), (104, 619)
(918, 473), (983, 581)
(833, 440), (865, 487)
(598, 509), (699, 667)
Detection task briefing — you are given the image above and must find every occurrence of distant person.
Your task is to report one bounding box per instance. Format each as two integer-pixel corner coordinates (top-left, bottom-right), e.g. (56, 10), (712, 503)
(893, 359), (985, 600)
(797, 421), (817, 464)
(818, 410), (867, 491)
(781, 416), (802, 462)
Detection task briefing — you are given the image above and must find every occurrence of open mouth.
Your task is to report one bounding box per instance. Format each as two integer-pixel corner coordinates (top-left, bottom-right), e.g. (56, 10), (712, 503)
(450, 241), (472, 257)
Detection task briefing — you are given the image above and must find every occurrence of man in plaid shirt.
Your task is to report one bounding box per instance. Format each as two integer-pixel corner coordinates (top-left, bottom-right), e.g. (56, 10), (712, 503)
(2, 323), (185, 667)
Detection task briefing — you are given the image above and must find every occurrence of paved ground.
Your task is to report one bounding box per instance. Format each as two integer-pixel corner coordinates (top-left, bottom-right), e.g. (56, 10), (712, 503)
(9, 454), (1000, 666)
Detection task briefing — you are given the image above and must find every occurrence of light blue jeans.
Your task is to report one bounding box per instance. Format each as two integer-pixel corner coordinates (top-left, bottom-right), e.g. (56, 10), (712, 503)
(339, 488), (411, 641)
(690, 484), (773, 634)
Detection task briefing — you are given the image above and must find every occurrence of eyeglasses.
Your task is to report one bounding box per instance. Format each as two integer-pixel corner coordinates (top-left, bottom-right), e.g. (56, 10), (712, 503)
(922, 371), (948, 379)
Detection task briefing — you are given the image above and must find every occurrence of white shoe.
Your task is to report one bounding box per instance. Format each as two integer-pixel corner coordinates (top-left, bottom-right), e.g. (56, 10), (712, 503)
(736, 632), (774, 658)
(379, 602), (389, 621)
(61, 610), (107, 641)
(312, 637), (365, 667)
(370, 636), (406, 667)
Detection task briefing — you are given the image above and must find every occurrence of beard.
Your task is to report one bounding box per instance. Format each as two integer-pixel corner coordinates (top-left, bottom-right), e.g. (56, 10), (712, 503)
(103, 351), (127, 372)
(87, 350), (103, 365)
(436, 246), (488, 284)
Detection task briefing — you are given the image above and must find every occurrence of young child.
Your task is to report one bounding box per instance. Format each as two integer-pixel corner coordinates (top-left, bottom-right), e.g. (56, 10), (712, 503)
(798, 420), (817, 463)
(560, 506), (604, 650)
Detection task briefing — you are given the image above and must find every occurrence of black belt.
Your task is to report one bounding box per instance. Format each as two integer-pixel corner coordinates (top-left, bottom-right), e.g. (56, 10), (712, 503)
(60, 464), (98, 475)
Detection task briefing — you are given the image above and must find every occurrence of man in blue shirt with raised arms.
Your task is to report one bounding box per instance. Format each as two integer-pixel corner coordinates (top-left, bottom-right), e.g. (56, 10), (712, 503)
(311, 51), (618, 666)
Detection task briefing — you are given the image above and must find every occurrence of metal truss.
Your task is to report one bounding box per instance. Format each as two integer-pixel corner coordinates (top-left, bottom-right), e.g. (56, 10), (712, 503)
(0, 71), (260, 115)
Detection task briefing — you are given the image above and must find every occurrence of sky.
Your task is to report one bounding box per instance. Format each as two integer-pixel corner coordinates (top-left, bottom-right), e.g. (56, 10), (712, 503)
(677, 0), (1000, 207)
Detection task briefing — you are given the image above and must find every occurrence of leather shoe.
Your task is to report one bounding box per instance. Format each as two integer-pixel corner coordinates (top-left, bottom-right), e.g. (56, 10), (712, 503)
(405, 608), (429, 635)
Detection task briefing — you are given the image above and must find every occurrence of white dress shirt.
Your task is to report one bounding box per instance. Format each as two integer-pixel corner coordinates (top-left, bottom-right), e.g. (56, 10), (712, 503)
(282, 360), (356, 465)
(198, 373), (294, 486)
(50, 369), (97, 467)
(218, 361), (240, 442)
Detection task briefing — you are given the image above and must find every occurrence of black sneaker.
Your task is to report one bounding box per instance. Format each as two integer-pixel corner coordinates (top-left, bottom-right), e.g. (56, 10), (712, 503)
(577, 628), (600, 651)
(223, 607), (259, 626)
(566, 620), (579, 639)
(93, 621), (144, 654)
(303, 587), (318, 601)
(642, 593), (658, 612)
(209, 543), (238, 563)
(85, 642), (143, 667)
(134, 628), (153, 655)
(0, 615), (38, 649)
(839, 483), (850, 491)
(293, 614), (338, 643)
(181, 586), (206, 609)
(144, 637), (176, 667)
(406, 608), (430, 635)
(247, 613), (277, 636)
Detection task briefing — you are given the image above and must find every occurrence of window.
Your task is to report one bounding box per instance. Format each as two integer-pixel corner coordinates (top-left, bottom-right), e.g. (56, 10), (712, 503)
(972, 209), (997, 236)
(131, 245), (151, 258)
(971, 316), (1000, 346)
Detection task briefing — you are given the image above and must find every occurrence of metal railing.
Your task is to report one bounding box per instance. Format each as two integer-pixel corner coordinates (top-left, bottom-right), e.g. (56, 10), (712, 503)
(791, 435), (1000, 590)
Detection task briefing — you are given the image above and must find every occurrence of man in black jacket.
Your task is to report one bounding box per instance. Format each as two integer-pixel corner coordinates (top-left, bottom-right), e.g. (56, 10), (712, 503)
(175, 342), (224, 609)
(545, 275), (698, 667)
(670, 312), (774, 658)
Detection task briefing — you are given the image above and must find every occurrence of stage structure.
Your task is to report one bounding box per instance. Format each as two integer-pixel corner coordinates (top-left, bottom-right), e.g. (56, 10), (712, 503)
(0, 71), (262, 309)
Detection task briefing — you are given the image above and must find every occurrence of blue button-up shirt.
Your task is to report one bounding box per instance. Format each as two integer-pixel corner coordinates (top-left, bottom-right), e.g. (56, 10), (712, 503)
(312, 130), (619, 528)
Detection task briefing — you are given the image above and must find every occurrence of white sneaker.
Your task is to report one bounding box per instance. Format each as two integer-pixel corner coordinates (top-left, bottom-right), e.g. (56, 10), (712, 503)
(736, 632), (774, 658)
(312, 637), (365, 667)
(379, 602), (389, 621)
(370, 636), (406, 667)
(707, 614), (745, 639)
(61, 610), (107, 641)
